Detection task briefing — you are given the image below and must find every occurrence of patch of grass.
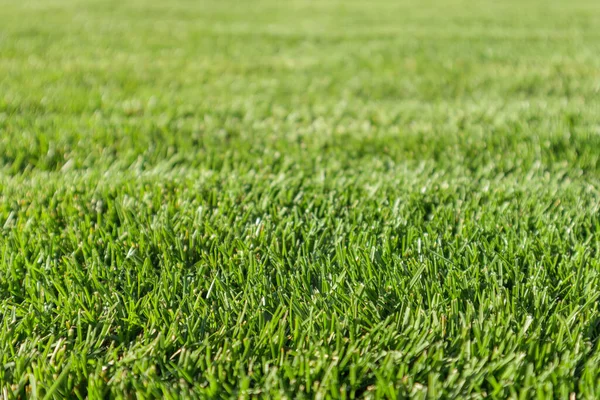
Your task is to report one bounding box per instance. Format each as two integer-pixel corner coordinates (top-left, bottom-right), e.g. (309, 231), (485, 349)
(1, 0), (600, 398)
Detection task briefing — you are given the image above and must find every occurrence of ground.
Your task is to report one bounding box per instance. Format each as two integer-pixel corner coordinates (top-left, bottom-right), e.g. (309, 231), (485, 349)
(1, 0), (600, 398)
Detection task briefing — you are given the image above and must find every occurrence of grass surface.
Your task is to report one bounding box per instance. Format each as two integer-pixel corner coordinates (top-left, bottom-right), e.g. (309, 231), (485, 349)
(1, 0), (600, 398)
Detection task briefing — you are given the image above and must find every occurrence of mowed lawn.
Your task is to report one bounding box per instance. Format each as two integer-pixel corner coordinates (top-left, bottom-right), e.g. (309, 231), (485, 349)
(1, 0), (600, 398)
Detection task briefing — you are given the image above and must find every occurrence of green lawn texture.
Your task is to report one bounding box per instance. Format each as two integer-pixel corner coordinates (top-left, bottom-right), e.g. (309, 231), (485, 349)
(1, 0), (600, 398)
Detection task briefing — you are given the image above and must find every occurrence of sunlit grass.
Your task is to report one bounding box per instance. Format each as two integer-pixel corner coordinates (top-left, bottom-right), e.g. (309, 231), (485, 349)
(1, 0), (600, 398)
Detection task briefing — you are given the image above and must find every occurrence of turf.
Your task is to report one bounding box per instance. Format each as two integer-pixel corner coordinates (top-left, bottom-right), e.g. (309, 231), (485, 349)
(1, 0), (600, 398)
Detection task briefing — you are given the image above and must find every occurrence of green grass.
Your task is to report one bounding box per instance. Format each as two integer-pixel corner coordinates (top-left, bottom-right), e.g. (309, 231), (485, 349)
(1, 0), (600, 398)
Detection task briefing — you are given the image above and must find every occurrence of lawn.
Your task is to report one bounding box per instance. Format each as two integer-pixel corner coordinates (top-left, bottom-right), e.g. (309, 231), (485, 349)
(1, 0), (600, 398)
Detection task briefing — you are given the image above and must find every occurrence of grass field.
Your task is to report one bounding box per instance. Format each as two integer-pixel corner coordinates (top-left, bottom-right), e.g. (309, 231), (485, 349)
(1, 0), (600, 398)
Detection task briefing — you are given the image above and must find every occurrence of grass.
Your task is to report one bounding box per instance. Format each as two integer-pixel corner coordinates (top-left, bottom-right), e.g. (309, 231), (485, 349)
(1, 0), (600, 397)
